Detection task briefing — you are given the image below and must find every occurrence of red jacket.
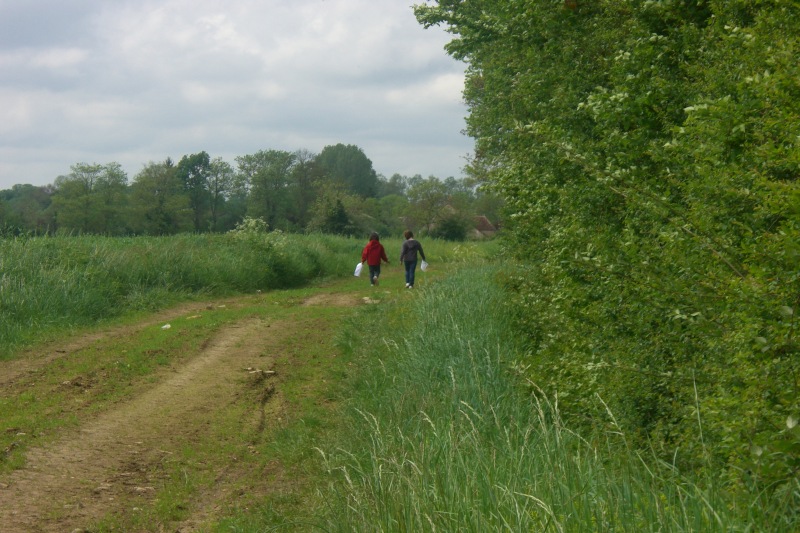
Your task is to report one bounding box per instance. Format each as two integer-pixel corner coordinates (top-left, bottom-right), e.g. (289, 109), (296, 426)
(361, 240), (389, 266)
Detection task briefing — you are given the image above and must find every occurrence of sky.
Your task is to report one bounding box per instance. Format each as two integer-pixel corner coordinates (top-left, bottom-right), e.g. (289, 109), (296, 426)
(0, 0), (472, 191)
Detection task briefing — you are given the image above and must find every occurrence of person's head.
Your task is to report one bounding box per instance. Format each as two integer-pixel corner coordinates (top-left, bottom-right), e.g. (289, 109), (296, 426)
(403, 230), (414, 240)
(369, 231), (380, 242)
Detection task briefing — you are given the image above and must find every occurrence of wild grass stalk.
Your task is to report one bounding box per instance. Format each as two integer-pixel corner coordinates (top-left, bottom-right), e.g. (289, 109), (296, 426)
(318, 265), (773, 531)
(0, 232), (361, 357)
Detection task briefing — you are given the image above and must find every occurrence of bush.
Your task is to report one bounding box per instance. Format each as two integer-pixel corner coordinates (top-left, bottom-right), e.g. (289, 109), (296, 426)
(418, 0), (800, 518)
(430, 214), (469, 241)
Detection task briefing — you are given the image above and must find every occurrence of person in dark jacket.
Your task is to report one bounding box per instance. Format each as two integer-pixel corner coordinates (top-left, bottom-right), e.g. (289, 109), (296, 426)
(361, 232), (389, 286)
(400, 229), (426, 289)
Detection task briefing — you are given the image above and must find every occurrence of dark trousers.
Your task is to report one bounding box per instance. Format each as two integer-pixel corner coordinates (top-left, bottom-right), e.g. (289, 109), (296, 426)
(404, 260), (417, 286)
(369, 264), (381, 285)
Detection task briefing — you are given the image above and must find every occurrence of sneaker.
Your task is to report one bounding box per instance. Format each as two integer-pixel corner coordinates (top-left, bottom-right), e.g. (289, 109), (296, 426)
(374, 277), (379, 286)
(405, 283), (410, 288)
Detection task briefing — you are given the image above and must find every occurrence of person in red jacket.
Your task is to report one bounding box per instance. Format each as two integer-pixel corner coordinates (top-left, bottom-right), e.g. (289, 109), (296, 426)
(361, 232), (390, 286)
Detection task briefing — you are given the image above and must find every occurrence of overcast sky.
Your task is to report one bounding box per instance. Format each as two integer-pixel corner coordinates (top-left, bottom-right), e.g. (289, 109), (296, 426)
(0, 0), (472, 191)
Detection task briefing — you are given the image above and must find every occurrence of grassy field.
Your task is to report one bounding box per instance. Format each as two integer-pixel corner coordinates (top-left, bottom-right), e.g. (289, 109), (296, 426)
(0, 232), (497, 530)
(0, 231), (482, 358)
(0, 231), (354, 356)
(1, 233), (785, 531)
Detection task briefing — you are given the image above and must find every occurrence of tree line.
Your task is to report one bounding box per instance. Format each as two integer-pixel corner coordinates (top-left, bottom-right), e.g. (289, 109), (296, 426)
(0, 143), (501, 239)
(416, 0), (800, 520)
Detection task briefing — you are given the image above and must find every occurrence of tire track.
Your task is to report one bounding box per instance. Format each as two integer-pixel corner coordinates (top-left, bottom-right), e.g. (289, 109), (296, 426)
(0, 317), (271, 532)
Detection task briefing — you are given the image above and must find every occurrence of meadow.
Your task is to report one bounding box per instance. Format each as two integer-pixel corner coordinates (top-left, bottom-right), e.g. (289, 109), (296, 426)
(0, 228), (470, 358)
(1, 232), (793, 531)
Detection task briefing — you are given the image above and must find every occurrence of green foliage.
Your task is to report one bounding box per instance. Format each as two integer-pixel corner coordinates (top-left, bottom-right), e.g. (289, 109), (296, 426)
(0, 184), (54, 233)
(405, 175), (450, 233)
(228, 215), (270, 237)
(305, 180), (362, 237)
(235, 149), (296, 230)
(430, 212), (469, 241)
(3, 144), (502, 239)
(378, 173), (408, 197)
(285, 149), (321, 230)
(129, 160), (191, 235)
(315, 143), (380, 198)
(176, 151), (211, 232)
(315, 266), (782, 531)
(419, 0), (800, 520)
(51, 162), (129, 235)
(375, 194), (410, 236)
(0, 232), (360, 358)
(207, 157), (235, 232)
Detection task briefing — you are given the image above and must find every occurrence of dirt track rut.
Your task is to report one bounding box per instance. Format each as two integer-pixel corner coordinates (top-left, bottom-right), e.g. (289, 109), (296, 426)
(0, 292), (359, 532)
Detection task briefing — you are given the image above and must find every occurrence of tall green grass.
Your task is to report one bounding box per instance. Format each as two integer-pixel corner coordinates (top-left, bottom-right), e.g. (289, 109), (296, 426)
(316, 266), (778, 531)
(0, 232), (360, 357)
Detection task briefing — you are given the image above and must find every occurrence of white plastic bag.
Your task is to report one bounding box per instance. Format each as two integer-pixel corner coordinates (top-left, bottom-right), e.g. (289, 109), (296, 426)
(420, 260), (429, 272)
(354, 262), (363, 277)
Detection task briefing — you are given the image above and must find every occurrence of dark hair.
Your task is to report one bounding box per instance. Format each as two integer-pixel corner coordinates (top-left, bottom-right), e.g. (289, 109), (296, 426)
(403, 230), (413, 239)
(369, 232), (380, 241)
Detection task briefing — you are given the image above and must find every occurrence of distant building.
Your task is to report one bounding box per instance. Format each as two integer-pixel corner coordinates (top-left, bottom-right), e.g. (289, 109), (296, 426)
(471, 215), (498, 239)
(401, 212), (499, 240)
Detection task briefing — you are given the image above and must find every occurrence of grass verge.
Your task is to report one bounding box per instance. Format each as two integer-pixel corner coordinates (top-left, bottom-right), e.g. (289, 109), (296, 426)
(293, 265), (778, 532)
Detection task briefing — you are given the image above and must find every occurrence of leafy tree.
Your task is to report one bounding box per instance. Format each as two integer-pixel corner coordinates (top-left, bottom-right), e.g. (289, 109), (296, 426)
(315, 144), (379, 198)
(406, 176), (449, 234)
(207, 157), (235, 232)
(378, 173), (408, 197)
(309, 197), (353, 236)
(463, 153), (504, 225)
(430, 213), (469, 241)
(307, 181), (358, 236)
(342, 195), (393, 237)
(176, 151), (211, 232)
(236, 149), (296, 230)
(377, 194), (410, 236)
(93, 162), (129, 235)
(218, 186), (248, 234)
(0, 184), (54, 233)
(471, 189), (502, 228)
(51, 162), (129, 234)
(288, 148), (320, 230)
(129, 160), (191, 235)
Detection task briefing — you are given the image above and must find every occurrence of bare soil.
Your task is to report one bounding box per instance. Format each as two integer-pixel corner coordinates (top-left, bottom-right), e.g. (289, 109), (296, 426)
(0, 290), (362, 532)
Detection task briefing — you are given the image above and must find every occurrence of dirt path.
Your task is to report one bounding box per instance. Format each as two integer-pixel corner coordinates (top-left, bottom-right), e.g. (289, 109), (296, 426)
(0, 290), (363, 532)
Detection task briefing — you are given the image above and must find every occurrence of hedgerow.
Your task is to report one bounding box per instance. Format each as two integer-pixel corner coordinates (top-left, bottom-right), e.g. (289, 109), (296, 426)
(416, 0), (800, 519)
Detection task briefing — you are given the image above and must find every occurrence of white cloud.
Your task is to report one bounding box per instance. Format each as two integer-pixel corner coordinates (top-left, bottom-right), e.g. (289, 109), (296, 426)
(386, 72), (465, 108)
(0, 47), (89, 71)
(0, 0), (472, 189)
(0, 90), (36, 135)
